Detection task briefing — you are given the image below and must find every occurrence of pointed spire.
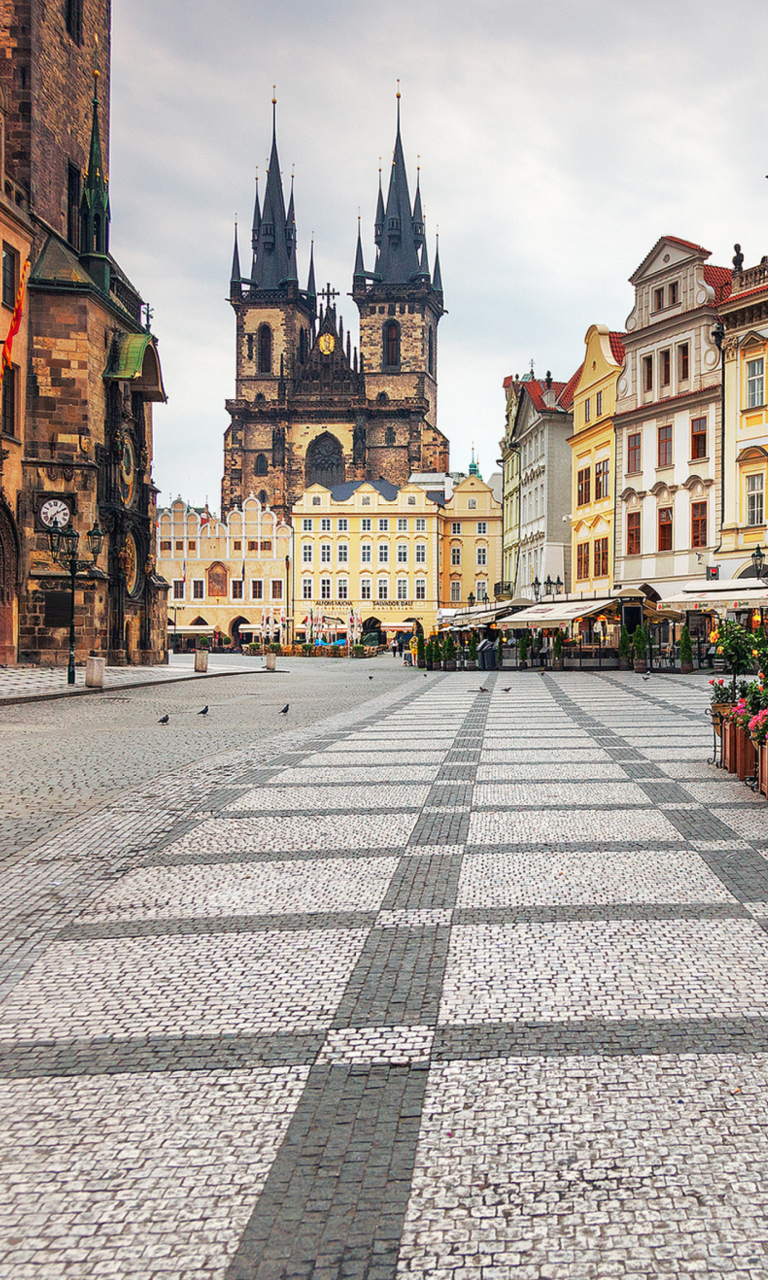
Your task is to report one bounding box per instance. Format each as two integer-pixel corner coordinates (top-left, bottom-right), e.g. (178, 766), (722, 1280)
(416, 237), (430, 280)
(412, 163), (424, 245)
(250, 90), (293, 291)
(432, 233), (443, 295)
(251, 171), (261, 249)
(306, 237), (316, 302)
(374, 164), (385, 248)
(353, 215), (366, 284)
(230, 222), (242, 301)
(80, 37), (110, 270)
(285, 171), (298, 281)
(376, 85), (420, 283)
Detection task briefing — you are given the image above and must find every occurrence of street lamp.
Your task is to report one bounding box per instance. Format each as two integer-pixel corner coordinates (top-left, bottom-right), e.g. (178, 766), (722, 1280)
(48, 520), (104, 684)
(533, 576), (541, 601)
(467, 592), (475, 609)
(752, 544), (767, 582)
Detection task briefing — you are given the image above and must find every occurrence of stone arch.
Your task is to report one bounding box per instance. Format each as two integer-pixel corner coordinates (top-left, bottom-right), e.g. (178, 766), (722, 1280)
(255, 453), (268, 476)
(0, 500), (19, 664)
(230, 615), (250, 644)
(383, 320), (400, 368)
(306, 432), (344, 489)
(258, 324), (273, 374)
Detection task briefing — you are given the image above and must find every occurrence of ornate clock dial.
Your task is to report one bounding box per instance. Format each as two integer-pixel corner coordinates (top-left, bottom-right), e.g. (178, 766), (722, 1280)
(39, 498), (71, 530)
(318, 333), (335, 355)
(119, 437), (136, 507)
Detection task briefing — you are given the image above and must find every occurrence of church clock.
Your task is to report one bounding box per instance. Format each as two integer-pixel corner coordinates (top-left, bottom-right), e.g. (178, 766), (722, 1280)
(119, 437), (136, 507)
(318, 333), (335, 355)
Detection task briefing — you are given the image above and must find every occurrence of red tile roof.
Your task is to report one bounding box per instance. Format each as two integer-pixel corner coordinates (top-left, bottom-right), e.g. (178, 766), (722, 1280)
(703, 264), (733, 304)
(662, 235), (711, 255)
(609, 332), (626, 365)
(559, 364), (583, 410)
(520, 379), (570, 414)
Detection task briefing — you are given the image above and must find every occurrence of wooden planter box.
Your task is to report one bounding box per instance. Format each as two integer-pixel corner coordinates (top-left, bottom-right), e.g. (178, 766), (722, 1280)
(760, 743), (768, 798)
(737, 725), (756, 782)
(723, 720), (738, 773)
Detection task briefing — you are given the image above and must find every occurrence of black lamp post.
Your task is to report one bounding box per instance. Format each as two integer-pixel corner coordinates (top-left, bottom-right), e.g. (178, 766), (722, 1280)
(533, 576), (541, 601)
(48, 520), (104, 684)
(467, 591), (476, 609)
(752, 544), (767, 582)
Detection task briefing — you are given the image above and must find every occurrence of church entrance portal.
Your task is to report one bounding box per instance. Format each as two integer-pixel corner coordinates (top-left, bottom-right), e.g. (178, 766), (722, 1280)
(0, 505), (19, 665)
(306, 432), (344, 490)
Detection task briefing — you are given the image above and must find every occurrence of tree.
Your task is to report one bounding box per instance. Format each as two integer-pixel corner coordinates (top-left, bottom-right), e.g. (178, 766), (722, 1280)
(632, 625), (647, 661)
(618, 625), (631, 663)
(679, 624), (693, 669)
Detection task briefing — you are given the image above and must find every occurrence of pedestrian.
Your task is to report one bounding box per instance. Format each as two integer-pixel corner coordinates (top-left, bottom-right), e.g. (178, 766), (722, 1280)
(391, 637), (398, 659)
(397, 635), (404, 657)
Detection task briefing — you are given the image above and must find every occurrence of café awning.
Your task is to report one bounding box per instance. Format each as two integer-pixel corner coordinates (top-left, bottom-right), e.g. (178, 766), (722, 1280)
(509, 598), (616, 627)
(656, 584), (768, 612)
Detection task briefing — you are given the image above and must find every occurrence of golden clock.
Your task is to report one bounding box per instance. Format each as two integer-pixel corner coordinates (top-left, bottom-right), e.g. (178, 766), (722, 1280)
(318, 333), (335, 355)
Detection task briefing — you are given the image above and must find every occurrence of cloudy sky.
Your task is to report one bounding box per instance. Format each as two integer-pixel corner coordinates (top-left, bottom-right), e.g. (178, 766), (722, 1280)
(110, 0), (768, 510)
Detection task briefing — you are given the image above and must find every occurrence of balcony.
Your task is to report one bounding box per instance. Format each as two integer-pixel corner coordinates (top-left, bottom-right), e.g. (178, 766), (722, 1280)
(733, 262), (768, 294)
(494, 581), (516, 600)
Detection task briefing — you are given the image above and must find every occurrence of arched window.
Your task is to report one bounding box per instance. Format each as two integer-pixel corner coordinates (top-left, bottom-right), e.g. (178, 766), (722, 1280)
(428, 327), (434, 375)
(306, 432), (344, 489)
(256, 454), (268, 476)
(299, 329), (308, 362)
(385, 426), (396, 446)
(258, 324), (273, 374)
(258, 490), (268, 505)
(383, 321), (400, 368)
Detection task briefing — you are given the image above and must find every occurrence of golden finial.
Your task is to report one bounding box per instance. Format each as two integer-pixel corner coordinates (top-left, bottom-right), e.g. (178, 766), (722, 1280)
(272, 85), (277, 105)
(93, 34), (100, 81)
(396, 78), (401, 100)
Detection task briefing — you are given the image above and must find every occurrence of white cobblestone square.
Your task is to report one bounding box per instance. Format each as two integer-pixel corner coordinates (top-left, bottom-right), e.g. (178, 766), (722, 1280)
(159, 811), (418, 854)
(226, 783), (430, 811)
(467, 807), (682, 845)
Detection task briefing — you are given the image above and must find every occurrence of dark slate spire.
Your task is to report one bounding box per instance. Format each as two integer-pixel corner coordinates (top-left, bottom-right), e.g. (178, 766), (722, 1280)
(285, 174), (298, 282)
(377, 91), (420, 284)
(307, 238), (316, 302)
(374, 167), (385, 248)
(80, 43), (110, 264)
(230, 223), (242, 301)
(251, 94), (292, 291)
(432, 233), (443, 295)
(250, 172), (261, 279)
(412, 167), (424, 247)
(416, 237), (430, 280)
(353, 216), (366, 286)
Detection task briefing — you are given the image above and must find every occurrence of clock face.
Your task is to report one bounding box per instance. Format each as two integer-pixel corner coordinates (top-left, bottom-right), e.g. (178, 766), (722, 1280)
(39, 498), (71, 530)
(318, 332), (335, 355)
(119, 437), (136, 507)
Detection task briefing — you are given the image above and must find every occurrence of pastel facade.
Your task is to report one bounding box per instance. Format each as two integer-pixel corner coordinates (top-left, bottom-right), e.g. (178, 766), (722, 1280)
(499, 375), (523, 595)
(614, 237), (729, 596)
(157, 496), (291, 643)
(440, 472), (502, 608)
(569, 327), (625, 594)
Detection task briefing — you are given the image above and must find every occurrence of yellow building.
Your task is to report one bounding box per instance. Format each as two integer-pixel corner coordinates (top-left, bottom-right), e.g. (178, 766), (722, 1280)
(718, 261), (768, 578)
(440, 470), (502, 609)
(569, 326), (625, 593)
(156, 495), (292, 647)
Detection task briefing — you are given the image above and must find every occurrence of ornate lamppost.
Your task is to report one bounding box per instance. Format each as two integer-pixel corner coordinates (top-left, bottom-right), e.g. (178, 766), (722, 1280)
(752, 544), (767, 582)
(48, 520), (104, 684)
(543, 575), (564, 597)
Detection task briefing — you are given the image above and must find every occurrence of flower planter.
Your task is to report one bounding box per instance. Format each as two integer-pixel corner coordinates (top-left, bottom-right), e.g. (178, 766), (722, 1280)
(737, 725), (756, 782)
(519, 660), (528, 670)
(760, 743), (768, 798)
(425, 661), (433, 671)
(633, 659), (648, 673)
(417, 659), (426, 669)
(722, 720), (737, 773)
(711, 702), (733, 737)
(619, 657), (630, 671)
(680, 662), (694, 674)
(466, 660), (477, 671)
(552, 658), (564, 671)
(444, 659), (457, 671)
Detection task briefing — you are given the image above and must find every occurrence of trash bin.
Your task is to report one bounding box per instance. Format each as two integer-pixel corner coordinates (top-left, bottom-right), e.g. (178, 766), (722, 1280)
(477, 640), (496, 671)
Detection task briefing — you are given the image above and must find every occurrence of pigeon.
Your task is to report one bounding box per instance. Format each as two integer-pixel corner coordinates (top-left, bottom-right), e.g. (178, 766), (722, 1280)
(368, 675), (374, 680)
(478, 687), (489, 693)
(279, 703), (290, 715)
(158, 714), (169, 724)
(198, 705), (209, 716)
(642, 674), (650, 682)
(502, 687), (512, 693)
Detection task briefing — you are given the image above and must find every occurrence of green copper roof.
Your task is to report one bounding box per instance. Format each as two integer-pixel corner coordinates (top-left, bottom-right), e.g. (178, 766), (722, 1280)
(104, 333), (167, 402)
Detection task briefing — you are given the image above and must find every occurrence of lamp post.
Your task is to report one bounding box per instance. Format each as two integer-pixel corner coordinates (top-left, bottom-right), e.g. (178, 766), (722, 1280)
(468, 591), (475, 609)
(48, 520), (104, 684)
(752, 544), (767, 582)
(533, 576), (541, 602)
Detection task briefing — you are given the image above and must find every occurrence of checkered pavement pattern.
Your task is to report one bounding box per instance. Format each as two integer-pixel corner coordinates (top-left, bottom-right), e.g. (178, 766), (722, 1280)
(4, 670), (768, 1279)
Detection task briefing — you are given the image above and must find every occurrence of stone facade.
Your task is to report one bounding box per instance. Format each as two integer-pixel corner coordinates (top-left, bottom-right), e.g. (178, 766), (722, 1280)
(223, 103), (448, 525)
(569, 326), (625, 595)
(0, 0), (168, 666)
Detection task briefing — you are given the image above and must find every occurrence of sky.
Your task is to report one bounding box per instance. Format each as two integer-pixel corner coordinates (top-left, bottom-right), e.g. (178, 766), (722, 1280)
(109, 0), (768, 511)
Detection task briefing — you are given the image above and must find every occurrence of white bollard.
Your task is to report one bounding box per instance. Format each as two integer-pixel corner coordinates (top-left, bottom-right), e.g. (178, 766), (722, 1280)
(265, 652), (276, 671)
(194, 650), (209, 673)
(85, 656), (105, 688)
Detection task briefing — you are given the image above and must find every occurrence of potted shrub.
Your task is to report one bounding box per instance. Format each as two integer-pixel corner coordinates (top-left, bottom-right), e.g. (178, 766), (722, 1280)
(748, 707), (768, 797)
(352, 644), (364, 658)
(425, 637), (434, 671)
(618, 625), (631, 671)
(417, 633), (426, 669)
(269, 642), (281, 654)
(632, 625), (648, 674)
(442, 633), (457, 671)
(518, 630), (530, 670)
(467, 632), (478, 671)
(497, 633), (504, 669)
(709, 677), (734, 738)
(709, 620), (756, 702)
(679, 625), (694, 674)
(552, 629), (564, 671)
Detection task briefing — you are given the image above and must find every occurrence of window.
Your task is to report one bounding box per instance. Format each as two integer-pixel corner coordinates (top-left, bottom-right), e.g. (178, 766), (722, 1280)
(691, 417), (707, 459)
(337, 579), (349, 600)
(596, 391), (603, 417)
(173, 580), (184, 600)
(576, 542), (590, 580)
(233, 540), (242, 552)
(747, 473), (765, 526)
(302, 578), (313, 599)
(361, 579), (372, 600)
(415, 518), (426, 531)
(451, 546), (461, 565)
(251, 580), (263, 599)
(320, 518), (331, 531)
(397, 543), (408, 563)
(377, 579), (389, 600)
(312, 496), (321, 506)
(302, 519), (313, 531)
(397, 518), (408, 531)
(65, 0), (83, 42)
(595, 537), (609, 577)
(450, 581), (461, 602)
(160, 541), (172, 554)
(415, 542), (427, 564)
(384, 320), (400, 366)
(302, 544), (313, 563)
(378, 543), (389, 564)
(378, 518), (389, 531)
(747, 358), (765, 408)
(467, 499), (477, 510)
(678, 343), (689, 381)
(321, 578), (331, 599)
(476, 546), (487, 566)
(232, 579), (244, 600)
(654, 287), (665, 311)
(627, 510), (641, 555)
(1, 244), (18, 309)
(658, 424), (672, 467)
(477, 521), (487, 534)
(476, 581), (488, 601)
(338, 543), (349, 563)
(595, 458), (610, 500)
(661, 349), (671, 387)
(584, 398), (591, 423)
(627, 433), (641, 473)
(261, 540), (272, 552)
(407, 495), (417, 506)
(361, 543), (372, 563)
(361, 496), (371, 506)
(256, 454), (268, 476)
(451, 521), (461, 535)
(692, 501), (707, 548)
(320, 543), (332, 563)
(669, 282), (679, 306)
(337, 518), (348, 531)
(397, 578), (408, 599)
(66, 163), (81, 250)
(1, 364), (16, 436)
(193, 580), (205, 600)
(658, 506), (673, 551)
(577, 467), (591, 506)
(258, 325), (272, 374)
(361, 518), (372, 531)
(642, 355), (653, 393)
(174, 540), (184, 552)
(416, 579), (426, 600)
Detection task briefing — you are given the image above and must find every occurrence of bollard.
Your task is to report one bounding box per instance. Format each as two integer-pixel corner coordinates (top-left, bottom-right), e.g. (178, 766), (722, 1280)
(85, 656), (105, 688)
(265, 652), (276, 672)
(194, 650), (209, 673)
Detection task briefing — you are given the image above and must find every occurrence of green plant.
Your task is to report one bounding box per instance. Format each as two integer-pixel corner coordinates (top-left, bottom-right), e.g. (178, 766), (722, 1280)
(632, 625), (647, 660)
(352, 644), (364, 657)
(302, 643), (313, 655)
(221, 635), (231, 647)
(709, 619), (756, 699)
(417, 633), (425, 663)
(552, 630), (563, 660)
(197, 635), (210, 650)
(618, 625), (631, 662)
(270, 642), (281, 654)
(442, 633), (455, 662)
(679, 625), (693, 667)
(518, 631), (530, 663)
(468, 632), (478, 661)
(246, 642), (260, 655)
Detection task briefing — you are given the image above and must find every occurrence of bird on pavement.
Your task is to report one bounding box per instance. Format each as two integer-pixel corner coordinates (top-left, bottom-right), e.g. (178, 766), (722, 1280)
(368, 675), (374, 679)
(502, 687), (512, 693)
(279, 703), (290, 715)
(642, 674), (650, 681)
(478, 687), (489, 693)
(198, 705), (209, 716)
(158, 714), (169, 724)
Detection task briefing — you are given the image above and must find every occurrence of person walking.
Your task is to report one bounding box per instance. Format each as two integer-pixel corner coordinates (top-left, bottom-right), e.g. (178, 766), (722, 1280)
(391, 637), (398, 659)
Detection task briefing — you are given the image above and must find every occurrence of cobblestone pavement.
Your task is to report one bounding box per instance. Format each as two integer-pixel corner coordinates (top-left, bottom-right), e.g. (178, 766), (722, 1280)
(0, 652), (280, 703)
(6, 667), (768, 1278)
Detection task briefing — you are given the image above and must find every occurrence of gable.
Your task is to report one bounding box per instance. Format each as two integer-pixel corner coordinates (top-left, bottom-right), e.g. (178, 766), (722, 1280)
(629, 236), (710, 285)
